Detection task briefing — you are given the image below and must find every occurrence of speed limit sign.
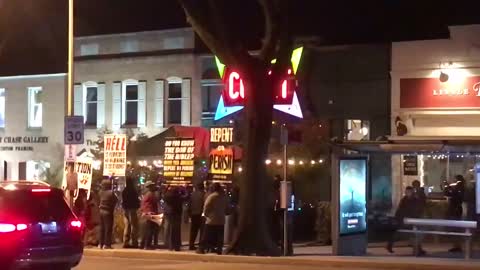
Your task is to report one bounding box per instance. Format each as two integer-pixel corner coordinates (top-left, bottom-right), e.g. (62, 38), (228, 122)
(65, 116), (84, 144)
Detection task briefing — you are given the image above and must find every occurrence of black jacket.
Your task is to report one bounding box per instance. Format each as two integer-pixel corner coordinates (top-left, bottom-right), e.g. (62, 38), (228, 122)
(99, 190), (118, 213)
(122, 187), (140, 210)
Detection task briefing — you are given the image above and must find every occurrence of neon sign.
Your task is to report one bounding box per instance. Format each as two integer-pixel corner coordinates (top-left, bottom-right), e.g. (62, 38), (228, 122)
(214, 47), (304, 120)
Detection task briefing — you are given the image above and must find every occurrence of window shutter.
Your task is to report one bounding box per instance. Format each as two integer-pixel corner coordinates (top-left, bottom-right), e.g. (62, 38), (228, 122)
(97, 83), (106, 128)
(137, 81), (147, 128)
(73, 84), (83, 118)
(181, 78), (191, 126)
(155, 80), (165, 127)
(112, 82), (122, 130)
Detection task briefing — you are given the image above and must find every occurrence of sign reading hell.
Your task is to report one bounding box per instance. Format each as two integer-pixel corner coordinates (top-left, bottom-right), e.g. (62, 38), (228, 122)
(210, 147), (233, 175)
(163, 138), (195, 180)
(103, 134), (127, 176)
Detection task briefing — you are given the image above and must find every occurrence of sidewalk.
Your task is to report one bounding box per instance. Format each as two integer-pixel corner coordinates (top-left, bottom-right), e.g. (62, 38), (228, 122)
(84, 242), (480, 270)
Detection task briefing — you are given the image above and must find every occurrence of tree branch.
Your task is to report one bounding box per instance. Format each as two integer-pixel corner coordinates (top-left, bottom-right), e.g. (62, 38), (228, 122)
(258, 0), (282, 62)
(177, 0), (236, 65)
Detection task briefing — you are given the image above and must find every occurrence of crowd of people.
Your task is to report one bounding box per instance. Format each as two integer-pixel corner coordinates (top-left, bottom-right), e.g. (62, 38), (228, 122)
(69, 175), (292, 255)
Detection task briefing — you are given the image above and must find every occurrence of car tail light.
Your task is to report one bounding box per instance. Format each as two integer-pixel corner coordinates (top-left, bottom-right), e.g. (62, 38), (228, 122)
(0, 223), (28, 233)
(31, 188), (51, 193)
(70, 220), (82, 229)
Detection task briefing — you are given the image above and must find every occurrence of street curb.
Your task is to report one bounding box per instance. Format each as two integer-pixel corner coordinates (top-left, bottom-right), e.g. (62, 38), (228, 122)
(84, 249), (480, 270)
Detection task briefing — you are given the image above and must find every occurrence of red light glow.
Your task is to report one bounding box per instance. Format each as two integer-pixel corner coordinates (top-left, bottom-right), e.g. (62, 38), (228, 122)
(0, 223), (16, 233)
(16, 224), (28, 231)
(288, 69), (292, 75)
(281, 80), (287, 99)
(70, 220), (82, 229)
(228, 71), (245, 100)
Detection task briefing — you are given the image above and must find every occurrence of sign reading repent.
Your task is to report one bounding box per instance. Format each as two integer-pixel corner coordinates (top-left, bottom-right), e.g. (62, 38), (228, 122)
(163, 138), (195, 181)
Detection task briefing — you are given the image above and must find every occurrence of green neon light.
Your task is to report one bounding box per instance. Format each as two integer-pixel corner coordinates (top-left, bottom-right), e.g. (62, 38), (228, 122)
(269, 46), (303, 74)
(291, 47), (303, 75)
(215, 56), (225, 78)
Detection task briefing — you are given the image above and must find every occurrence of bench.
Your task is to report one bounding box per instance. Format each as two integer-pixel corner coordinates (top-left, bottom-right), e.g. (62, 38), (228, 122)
(397, 218), (477, 259)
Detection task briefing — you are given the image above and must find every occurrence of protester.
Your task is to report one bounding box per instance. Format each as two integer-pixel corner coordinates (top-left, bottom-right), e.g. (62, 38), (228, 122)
(197, 183), (228, 255)
(164, 186), (184, 251)
(140, 181), (158, 250)
(98, 179), (118, 249)
(65, 163), (78, 208)
(73, 189), (88, 223)
(386, 186), (425, 255)
(412, 180), (427, 215)
(189, 183), (206, 250)
(444, 175), (466, 252)
(122, 176), (140, 248)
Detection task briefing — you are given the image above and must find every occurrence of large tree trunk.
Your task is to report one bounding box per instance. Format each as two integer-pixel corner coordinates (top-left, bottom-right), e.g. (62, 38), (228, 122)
(226, 62), (281, 256)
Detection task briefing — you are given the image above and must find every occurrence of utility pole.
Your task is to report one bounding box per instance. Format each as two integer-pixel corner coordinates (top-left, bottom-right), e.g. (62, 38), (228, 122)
(67, 0), (74, 116)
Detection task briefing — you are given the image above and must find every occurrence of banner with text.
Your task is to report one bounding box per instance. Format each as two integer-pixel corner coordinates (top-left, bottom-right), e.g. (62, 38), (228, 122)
(62, 158), (93, 199)
(103, 134), (127, 176)
(209, 127), (235, 183)
(163, 138), (195, 185)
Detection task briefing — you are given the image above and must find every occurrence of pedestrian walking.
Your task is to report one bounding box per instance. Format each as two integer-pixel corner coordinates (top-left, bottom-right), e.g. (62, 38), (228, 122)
(140, 181), (159, 250)
(197, 183), (228, 255)
(122, 176), (140, 248)
(164, 186), (184, 251)
(188, 183), (205, 250)
(98, 179), (118, 249)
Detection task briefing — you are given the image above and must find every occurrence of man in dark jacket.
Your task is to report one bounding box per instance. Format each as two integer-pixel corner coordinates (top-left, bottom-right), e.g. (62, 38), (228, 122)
(445, 175), (466, 252)
(387, 186), (425, 254)
(122, 177), (140, 248)
(164, 186), (184, 251)
(140, 181), (158, 250)
(189, 183), (205, 250)
(99, 179), (118, 249)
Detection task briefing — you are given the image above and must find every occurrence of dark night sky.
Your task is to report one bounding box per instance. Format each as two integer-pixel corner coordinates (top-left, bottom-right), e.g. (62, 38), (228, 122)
(0, 0), (480, 76)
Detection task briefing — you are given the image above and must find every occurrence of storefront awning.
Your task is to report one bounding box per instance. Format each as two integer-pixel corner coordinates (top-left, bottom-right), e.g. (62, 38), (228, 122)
(333, 136), (480, 154)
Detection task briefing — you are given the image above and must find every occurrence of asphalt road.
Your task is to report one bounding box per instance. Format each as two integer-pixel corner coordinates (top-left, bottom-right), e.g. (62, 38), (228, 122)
(75, 256), (377, 270)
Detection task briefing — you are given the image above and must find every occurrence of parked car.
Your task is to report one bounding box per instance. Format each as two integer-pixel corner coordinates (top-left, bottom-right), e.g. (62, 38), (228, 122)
(0, 180), (84, 269)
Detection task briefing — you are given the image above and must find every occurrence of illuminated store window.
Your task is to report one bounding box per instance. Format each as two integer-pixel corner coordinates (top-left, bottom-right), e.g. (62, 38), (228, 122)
(0, 88), (5, 128)
(345, 119), (370, 141)
(28, 87), (43, 128)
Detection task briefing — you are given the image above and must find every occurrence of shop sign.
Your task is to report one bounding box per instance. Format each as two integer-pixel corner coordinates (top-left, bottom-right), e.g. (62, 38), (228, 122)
(402, 155), (418, 176)
(163, 138), (195, 182)
(62, 158), (93, 199)
(400, 76), (480, 108)
(0, 136), (49, 152)
(214, 47), (304, 120)
(103, 134), (127, 176)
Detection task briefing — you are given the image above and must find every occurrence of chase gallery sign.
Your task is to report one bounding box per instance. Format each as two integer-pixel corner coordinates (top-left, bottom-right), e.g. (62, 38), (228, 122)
(0, 136), (49, 151)
(400, 76), (480, 109)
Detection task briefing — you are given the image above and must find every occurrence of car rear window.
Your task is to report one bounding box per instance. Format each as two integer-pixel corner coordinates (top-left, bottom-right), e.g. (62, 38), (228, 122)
(0, 189), (73, 222)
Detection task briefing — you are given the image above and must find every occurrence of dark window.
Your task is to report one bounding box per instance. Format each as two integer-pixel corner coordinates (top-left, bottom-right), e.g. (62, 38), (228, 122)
(202, 84), (222, 114)
(0, 190), (72, 222)
(124, 85), (138, 125)
(168, 83), (182, 124)
(86, 87), (97, 126)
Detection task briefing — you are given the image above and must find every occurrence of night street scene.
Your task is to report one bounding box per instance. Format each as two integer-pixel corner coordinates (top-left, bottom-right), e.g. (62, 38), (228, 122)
(1, 0), (480, 269)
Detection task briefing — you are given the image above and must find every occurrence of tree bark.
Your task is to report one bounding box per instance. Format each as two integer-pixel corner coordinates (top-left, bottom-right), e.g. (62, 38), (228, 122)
(226, 62), (281, 256)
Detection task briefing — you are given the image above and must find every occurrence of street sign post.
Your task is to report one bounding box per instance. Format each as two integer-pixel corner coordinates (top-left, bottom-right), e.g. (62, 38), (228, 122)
(65, 116), (84, 144)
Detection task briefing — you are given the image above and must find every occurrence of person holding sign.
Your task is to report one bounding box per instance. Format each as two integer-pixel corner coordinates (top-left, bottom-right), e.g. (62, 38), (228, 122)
(65, 163), (78, 208)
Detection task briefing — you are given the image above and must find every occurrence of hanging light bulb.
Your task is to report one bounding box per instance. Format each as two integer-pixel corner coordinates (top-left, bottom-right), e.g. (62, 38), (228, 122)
(265, 159), (272, 165)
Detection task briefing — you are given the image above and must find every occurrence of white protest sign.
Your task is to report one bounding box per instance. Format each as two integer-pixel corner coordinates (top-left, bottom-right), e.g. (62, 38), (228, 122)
(103, 134), (127, 176)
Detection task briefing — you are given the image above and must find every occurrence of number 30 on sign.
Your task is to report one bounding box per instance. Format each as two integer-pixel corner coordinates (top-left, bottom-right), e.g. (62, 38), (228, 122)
(65, 116), (84, 144)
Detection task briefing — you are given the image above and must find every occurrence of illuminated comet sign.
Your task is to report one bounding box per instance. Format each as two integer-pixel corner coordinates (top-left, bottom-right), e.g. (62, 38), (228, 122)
(214, 47), (304, 120)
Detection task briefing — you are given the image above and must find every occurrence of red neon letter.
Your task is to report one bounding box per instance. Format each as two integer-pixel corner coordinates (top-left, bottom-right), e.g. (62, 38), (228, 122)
(281, 80), (287, 99)
(228, 71), (245, 100)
